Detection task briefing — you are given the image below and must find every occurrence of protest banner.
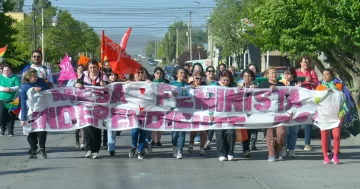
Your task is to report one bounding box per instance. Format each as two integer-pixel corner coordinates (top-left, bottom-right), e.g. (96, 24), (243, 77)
(21, 82), (344, 133)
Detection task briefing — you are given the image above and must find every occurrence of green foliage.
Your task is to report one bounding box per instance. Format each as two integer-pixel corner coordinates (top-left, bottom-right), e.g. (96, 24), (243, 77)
(244, 0), (360, 76)
(208, 0), (249, 56)
(12, 0), (100, 68)
(144, 21), (207, 64)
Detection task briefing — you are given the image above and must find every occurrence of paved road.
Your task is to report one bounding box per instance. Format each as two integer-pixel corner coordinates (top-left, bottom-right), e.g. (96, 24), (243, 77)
(138, 57), (156, 75)
(0, 122), (360, 189)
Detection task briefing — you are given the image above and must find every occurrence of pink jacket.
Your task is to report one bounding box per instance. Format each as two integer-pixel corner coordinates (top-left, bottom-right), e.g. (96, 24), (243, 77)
(296, 68), (319, 90)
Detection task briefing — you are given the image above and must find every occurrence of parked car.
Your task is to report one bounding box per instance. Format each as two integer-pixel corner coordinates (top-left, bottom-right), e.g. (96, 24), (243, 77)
(147, 59), (158, 66)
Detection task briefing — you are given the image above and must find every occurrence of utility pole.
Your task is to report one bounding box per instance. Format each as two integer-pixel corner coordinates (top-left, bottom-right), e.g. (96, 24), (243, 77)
(154, 40), (157, 59)
(176, 28), (179, 59)
(41, 7), (45, 65)
(168, 32), (171, 65)
(189, 10), (192, 61)
(32, 2), (36, 50)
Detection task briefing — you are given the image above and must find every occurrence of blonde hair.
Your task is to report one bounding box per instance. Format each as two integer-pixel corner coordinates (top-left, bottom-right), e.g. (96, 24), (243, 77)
(265, 66), (277, 75)
(22, 68), (38, 84)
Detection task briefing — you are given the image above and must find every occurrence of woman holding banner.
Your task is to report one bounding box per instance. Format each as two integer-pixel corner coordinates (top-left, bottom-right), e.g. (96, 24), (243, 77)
(296, 55), (319, 151)
(170, 67), (189, 159)
(20, 68), (51, 159)
(237, 69), (258, 158)
(128, 67), (150, 160)
(75, 59), (108, 159)
(259, 67), (288, 162)
(282, 66), (302, 158)
(72, 65), (85, 150)
(150, 67), (169, 148)
(314, 69), (348, 164)
(204, 66), (216, 150)
(188, 70), (207, 156)
(210, 70), (237, 161)
(0, 64), (20, 137)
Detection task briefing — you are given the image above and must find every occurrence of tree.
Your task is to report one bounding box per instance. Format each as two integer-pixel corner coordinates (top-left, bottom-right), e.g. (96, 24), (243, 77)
(243, 0), (360, 109)
(8, 0), (24, 11)
(177, 45), (208, 66)
(143, 21), (208, 64)
(12, 0), (100, 68)
(208, 0), (249, 57)
(0, 0), (20, 68)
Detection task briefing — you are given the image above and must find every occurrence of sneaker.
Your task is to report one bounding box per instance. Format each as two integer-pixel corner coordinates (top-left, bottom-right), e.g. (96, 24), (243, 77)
(156, 142), (162, 147)
(227, 155), (234, 161)
(327, 149), (333, 155)
(28, 152), (37, 159)
(244, 150), (252, 158)
(304, 144), (312, 151)
(92, 153), (100, 159)
(288, 150), (296, 158)
(28, 147), (38, 154)
(150, 141), (155, 146)
(204, 140), (211, 150)
(129, 147), (136, 158)
(138, 152), (145, 159)
(75, 142), (80, 148)
(173, 146), (178, 158)
(146, 144), (152, 153)
(251, 145), (258, 151)
(324, 156), (330, 164)
(85, 151), (92, 158)
(177, 152), (183, 159)
(268, 155), (276, 162)
(9, 134), (13, 137)
(194, 135), (200, 144)
(109, 151), (115, 156)
(332, 156), (340, 164)
(39, 149), (47, 159)
(219, 156), (227, 161)
(188, 143), (193, 153)
(80, 144), (85, 150)
(199, 148), (205, 156)
(281, 147), (286, 157)
(277, 155), (284, 161)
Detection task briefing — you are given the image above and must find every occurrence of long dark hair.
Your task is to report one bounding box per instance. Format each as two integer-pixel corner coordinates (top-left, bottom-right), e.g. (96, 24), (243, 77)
(173, 67), (188, 81)
(219, 70), (235, 86)
(191, 62), (204, 74)
(285, 66), (297, 79)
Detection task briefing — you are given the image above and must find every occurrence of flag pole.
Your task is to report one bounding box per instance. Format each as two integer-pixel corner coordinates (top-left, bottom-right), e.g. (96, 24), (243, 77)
(100, 30), (105, 83)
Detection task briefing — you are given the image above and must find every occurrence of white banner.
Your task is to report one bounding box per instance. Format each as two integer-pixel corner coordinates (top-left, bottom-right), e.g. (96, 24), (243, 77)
(21, 82), (343, 133)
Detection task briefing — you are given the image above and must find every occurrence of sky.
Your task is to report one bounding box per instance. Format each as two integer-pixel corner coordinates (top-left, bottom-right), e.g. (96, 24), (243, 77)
(23, 0), (215, 54)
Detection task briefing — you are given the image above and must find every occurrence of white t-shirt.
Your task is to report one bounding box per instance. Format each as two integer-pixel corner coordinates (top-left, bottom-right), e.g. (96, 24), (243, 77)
(30, 64), (54, 83)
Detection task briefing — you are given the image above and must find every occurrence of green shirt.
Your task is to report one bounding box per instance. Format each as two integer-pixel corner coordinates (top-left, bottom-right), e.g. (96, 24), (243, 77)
(0, 74), (21, 108)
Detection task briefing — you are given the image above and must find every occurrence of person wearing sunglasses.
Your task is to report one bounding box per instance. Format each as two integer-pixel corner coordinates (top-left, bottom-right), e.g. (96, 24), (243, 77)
(22, 50), (54, 85)
(203, 66), (216, 150)
(188, 70), (207, 156)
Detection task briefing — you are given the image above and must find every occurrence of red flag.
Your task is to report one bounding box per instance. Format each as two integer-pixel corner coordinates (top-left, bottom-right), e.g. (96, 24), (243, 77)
(102, 35), (141, 74)
(120, 27), (132, 50)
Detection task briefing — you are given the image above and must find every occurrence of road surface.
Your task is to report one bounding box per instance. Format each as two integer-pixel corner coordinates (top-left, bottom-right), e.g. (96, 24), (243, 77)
(0, 123), (360, 189)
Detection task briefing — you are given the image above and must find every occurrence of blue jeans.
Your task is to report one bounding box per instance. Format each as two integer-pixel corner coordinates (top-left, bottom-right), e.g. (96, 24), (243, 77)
(132, 128), (146, 152)
(172, 131), (186, 152)
(303, 124), (313, 145)
(286, 126), (299, 150)
(145, 131), (152, 144)
(107, 130), (116, 152)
